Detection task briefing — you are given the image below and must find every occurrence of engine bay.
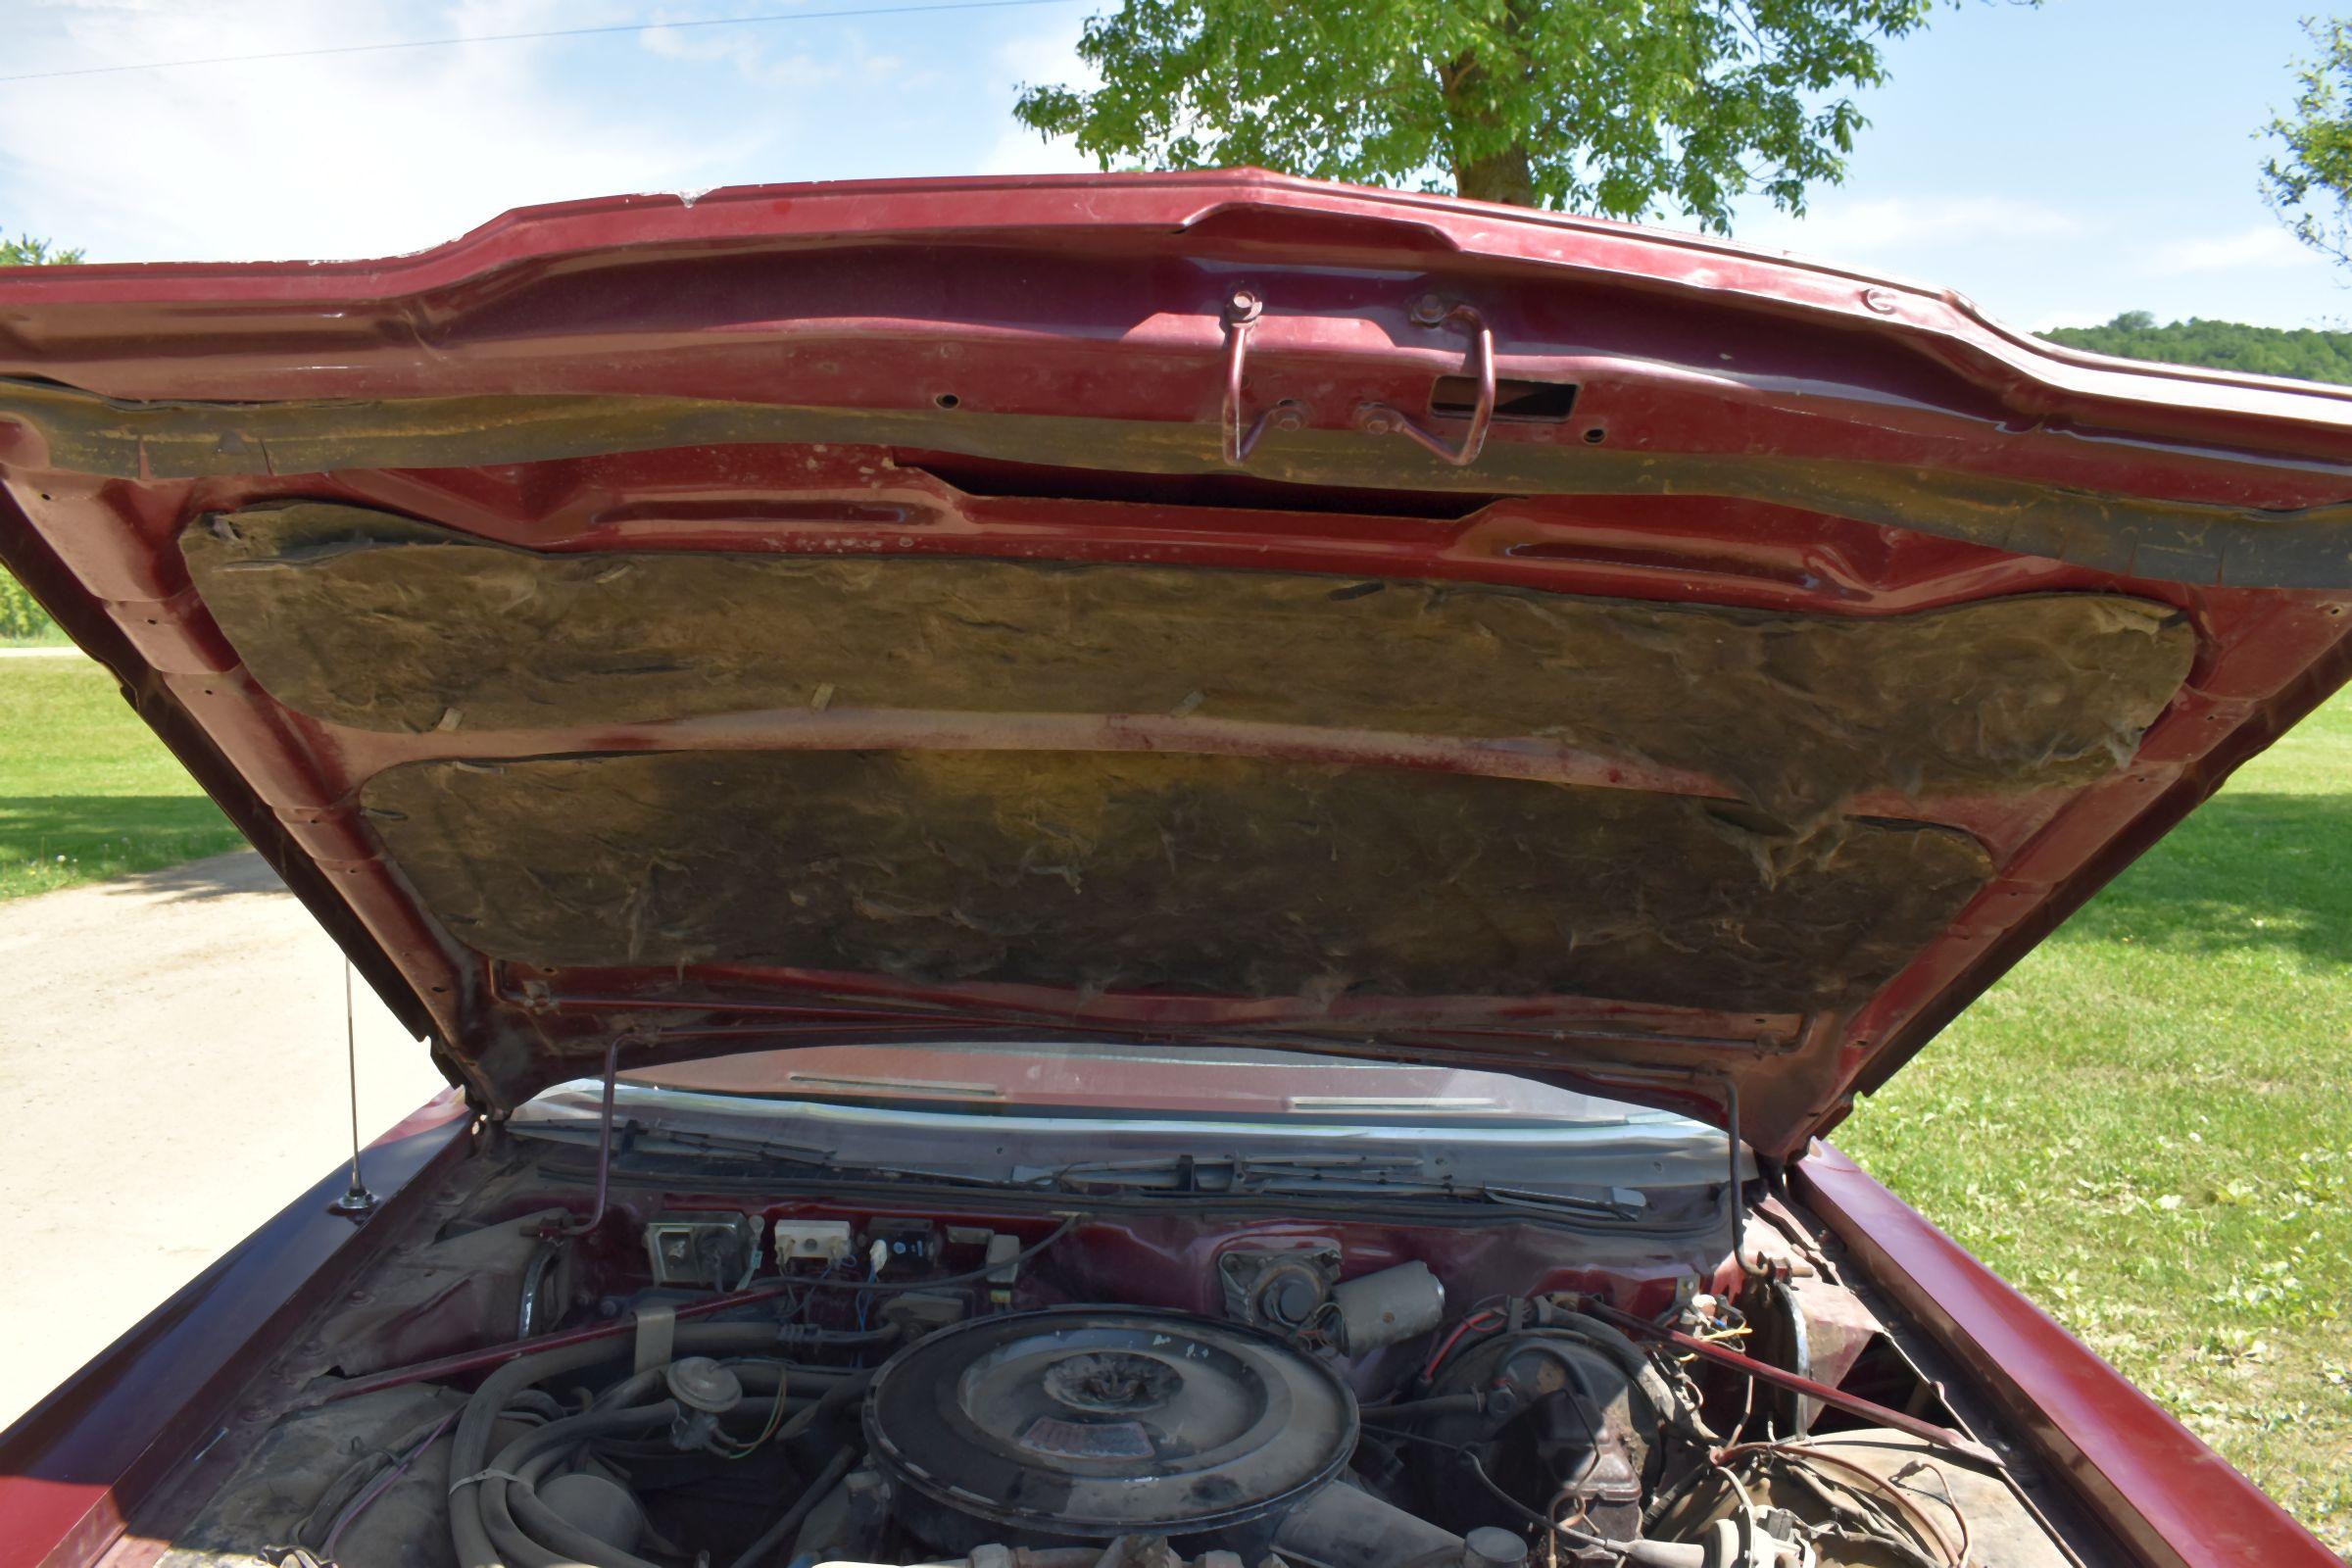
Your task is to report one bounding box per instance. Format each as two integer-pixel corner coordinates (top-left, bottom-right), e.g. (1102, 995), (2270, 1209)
(155, 1155), (2079, 1568)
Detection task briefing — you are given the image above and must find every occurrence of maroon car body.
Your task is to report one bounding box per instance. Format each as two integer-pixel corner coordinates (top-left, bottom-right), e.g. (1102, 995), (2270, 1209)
(0, 171), (2345, 1568)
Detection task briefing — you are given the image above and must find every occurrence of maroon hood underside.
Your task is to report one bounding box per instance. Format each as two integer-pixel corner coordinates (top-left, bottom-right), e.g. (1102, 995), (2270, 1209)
(3, 170), (2348, 1159)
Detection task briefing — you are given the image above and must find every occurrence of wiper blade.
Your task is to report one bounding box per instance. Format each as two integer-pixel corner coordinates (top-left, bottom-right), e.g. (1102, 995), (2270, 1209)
(1274, 1179), (1647, 1223)
(1438, 1183), (1647, 1222)
(610, 1122), (1007, 1190)
(1032, 1152), (1426, 1194)
(1035, 1154), (1647, 1222)
(625, 1122), (837, 1167)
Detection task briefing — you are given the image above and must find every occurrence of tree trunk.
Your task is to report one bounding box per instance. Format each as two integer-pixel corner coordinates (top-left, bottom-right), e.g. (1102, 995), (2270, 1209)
(1441, 42), (1537, 207)
(1454, 145), (1537, 206)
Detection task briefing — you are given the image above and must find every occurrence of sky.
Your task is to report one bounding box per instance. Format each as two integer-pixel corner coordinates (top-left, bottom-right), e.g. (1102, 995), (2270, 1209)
(0, 0), (2343, 332)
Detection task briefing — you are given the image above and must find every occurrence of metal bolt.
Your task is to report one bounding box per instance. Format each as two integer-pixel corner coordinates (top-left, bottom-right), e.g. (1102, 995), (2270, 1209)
(1410, 292), (1448, 325)
(1861, 286), (1900, 315)
(1224, 288), (1263, 324)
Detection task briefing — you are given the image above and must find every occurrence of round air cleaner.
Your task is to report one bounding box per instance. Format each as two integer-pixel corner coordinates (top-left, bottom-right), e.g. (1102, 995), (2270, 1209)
(862, 1306), (1357, 1551)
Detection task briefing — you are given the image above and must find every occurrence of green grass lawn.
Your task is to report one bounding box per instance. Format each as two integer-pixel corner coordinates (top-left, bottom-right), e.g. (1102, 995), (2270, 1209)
(0, 656), (2346, 1545)
(1840, 688), (2352, 1553)
(0, 657), (245, 899)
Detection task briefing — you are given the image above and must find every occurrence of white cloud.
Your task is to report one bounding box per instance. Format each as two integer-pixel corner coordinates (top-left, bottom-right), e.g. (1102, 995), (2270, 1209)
(1737, 194), (2089, 263)
(0, 0), (736, 263)
(977, 20), (1097, 175)
(977, 123), (1099, 176)
(638, 21), (843, 88)
(634, 7), (913, 93)
(2143, 223), (2322, 276)
(992, 17), (1092, 98)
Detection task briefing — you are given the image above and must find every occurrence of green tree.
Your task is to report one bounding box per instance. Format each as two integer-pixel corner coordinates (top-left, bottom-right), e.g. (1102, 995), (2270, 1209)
(1, 233), (84, 267)
(1, 231), (81, 641)
(2039, 312), (2352, 387)
(2264, 17), (2352, 268)
(1013, 1), (2007, 226)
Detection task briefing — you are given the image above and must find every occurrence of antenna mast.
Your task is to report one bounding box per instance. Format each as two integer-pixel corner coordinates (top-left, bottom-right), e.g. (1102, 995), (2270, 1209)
(330, 960), (379, 1216)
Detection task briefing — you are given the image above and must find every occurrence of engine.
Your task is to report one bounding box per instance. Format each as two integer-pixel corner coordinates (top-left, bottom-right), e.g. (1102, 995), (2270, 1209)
(864, 1309), (1360, 1552)
(158, 1200), (2073, 1568)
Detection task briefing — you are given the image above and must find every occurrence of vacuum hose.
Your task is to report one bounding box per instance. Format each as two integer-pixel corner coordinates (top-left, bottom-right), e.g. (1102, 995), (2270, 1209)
(448, 1323), (856, 1568)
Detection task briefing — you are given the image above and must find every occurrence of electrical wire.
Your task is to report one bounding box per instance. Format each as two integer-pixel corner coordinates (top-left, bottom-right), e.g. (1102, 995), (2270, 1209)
(725, 1446), (859, 1568)
(1, 0), (1084, 85)
(1421, 1306), (1505, 1382)
(715, 1368), (791, 1458)
(1359, 1428), (1630, 1558)
(320, 1409), (457, 1553)
(1715, 1443), (1966, 1568)
(792, 1211), (1084, 1295)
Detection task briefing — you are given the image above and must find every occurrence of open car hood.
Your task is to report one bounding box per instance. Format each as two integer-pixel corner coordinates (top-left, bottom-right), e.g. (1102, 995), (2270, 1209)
(4, 171), (2348, 1159)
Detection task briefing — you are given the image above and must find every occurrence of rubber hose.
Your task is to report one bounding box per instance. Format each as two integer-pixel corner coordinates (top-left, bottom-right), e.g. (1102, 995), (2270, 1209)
(1622, 1544), (1708, 1568)
(774, 1325), (902, 1348)
(1357, 1392), (1489, 1420)
(510, 1443), (678, 1568)
(479, 1402), (680, 1568)
(736, 1363), (853, 1386)
(504, 1390), (570, 1424)
(587, 1367), (668, 1412)
(505, 1446), (612, 1564)
(727, 1446), (858, 1568)
(450, 1323), (784, 1568)
(778, 1366), (873, 1447)
(571, 1361), (829, 1464)
(593, 1360), (845, 1413)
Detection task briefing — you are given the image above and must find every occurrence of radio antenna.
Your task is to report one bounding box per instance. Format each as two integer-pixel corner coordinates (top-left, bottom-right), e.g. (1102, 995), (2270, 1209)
(330, 959), (379, 1216)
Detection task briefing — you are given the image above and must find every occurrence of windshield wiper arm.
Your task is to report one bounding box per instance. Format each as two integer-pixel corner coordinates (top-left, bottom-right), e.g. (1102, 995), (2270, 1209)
(609, 1123), (1008, 1190)
(624, 1122), (836, 1167)
(1034, 1154), (1646, 1221)
(1437, 1183), (1647, 1222)
(1032, 1152), (1427, 1194)
(1257, 1178), (1647, 1223)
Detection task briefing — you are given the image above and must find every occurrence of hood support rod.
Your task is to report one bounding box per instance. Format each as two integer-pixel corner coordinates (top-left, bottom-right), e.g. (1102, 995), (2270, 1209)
(1723, 1072), (1772, 1279)
(1580, 1298), (1999, 1466)
(543, 1038), (620, 1238)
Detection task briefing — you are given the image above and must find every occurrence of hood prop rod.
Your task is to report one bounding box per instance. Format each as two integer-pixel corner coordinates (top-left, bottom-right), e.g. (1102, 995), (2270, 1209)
(1722, 1072), (1771, 1279)
(544, 1038), (620, 1238)
(1579, 1298), (2000, 1466)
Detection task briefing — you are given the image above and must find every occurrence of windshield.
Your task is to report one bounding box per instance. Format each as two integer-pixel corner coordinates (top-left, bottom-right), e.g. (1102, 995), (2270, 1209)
(623, 1041), (1689, 1125)
(511, 1041), (1741, 1221)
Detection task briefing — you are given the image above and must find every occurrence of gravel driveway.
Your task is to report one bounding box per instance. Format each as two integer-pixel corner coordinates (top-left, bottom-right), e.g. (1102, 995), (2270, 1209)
(0, 851), (448, 1429)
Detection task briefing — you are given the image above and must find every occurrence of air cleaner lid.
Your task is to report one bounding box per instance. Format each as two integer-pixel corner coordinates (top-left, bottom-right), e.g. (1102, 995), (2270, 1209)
(862, 1306), (1356, 1541)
